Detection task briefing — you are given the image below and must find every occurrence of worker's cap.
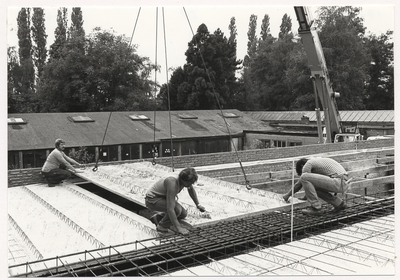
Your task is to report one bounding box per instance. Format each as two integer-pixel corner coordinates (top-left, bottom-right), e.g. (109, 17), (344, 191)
(55, 138), (65, 148)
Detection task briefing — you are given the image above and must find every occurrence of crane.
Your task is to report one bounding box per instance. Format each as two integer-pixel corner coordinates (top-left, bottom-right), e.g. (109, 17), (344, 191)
(294, 7), (344, 143)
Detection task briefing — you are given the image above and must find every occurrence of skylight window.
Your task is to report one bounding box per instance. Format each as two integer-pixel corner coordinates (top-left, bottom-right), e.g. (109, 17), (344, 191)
(221, 112), (239, 118)
(71, 116), (94, 122)
(178, 113), (198, 119)
(7, 117), (26, 125)
(129, 115), (150, 121)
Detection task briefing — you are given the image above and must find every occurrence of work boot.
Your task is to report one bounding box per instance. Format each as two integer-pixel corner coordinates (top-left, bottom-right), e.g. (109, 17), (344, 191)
(301, 207), (324, 216)
(331, 201), (347, 213)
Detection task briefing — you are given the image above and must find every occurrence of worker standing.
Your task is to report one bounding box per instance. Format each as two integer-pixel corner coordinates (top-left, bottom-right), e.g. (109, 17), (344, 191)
(41, 139), (83, 187)
(145, 167), (206, 234)
(282, 157), (349, 215)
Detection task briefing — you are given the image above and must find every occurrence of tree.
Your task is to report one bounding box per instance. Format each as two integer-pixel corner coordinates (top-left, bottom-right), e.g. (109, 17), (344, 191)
(315, 6), (369, 110)
(85, 29), (155, 111)
(278, 13), (292, 39)
(49, 8), (68, 61)
(175, 24), (241, 110)
(228, 17), (237, 45)
(364, 31), (394, 109)
(246, 13), (296, 111)
(31, 8), (47, 81)
(16, 8), (35, 112)
(158, 66), (187, 110)
(245, 14), (258, 66)
(7, 47), (21, 113)
(69, 7), (85, 54)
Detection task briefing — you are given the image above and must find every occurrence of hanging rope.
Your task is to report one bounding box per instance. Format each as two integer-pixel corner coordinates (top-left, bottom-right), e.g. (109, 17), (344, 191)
(92, 112), (113, 172)
(152, 8), (159, 166)
(93, 8), (142, 172)
(162, 8), (175, 172)
(183, 7), (251, 190)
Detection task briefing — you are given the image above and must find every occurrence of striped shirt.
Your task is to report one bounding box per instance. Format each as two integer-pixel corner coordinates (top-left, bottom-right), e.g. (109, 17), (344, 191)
(302, 157), (347, 178)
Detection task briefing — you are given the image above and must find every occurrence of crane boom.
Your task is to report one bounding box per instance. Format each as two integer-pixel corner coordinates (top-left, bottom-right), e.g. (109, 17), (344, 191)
(294, 6), (342, 143)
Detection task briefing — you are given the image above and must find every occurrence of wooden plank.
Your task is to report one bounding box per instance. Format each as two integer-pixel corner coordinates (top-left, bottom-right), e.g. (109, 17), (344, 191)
(348, 175), (394, 191)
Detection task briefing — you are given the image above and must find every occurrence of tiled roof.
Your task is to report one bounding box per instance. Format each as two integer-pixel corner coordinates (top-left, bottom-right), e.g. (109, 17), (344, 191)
(245, 110), (394, 123)
(7, 110), (274, 151)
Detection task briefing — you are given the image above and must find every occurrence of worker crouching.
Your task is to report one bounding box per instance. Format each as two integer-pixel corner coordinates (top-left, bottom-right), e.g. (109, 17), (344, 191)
(41, 139), (83, 187)
(282, 157), (349, 215)
(145, 167), (206, 234)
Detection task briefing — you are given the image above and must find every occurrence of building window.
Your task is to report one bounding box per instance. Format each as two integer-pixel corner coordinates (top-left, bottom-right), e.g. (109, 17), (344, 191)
(289, 141), (302, 146)
(121, 144), (140, 160)
(221, 112), (239, 118)
(273, 140), (286, 148)
(70, 116), (94, 123)
(99, 145), (119, 162)
(7, 117), (26, 125)
(8, 151), (20, 169)
(142, 143), (158, 159)
(22, 150), (47, 168)
(178, 113), (198, 119)
(162, 141), (179, 157)
(129, 114), (150, 121)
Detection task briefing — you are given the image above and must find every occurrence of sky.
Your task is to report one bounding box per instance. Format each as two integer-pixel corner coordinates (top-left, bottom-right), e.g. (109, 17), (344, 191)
(5, 1), (395, 86)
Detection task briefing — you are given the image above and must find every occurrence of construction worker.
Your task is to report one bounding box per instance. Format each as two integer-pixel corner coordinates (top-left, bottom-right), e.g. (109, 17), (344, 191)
(41, 138), (83, 187)
(145, 167), (206, 234)
(282, 157), (349, 215)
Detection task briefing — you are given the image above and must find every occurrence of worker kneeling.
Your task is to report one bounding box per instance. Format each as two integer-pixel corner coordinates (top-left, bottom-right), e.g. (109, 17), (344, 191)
(282, 157), (349, 216)
(145, 167), (206, 234)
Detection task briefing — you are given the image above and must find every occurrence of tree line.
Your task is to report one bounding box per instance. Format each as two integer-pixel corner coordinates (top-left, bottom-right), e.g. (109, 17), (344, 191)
(8, 7), (394, 114)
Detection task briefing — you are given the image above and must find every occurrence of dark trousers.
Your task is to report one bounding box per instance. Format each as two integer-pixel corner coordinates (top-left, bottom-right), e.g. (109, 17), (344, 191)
(145, 197), (187, 228)
(42, 165), (71, 184)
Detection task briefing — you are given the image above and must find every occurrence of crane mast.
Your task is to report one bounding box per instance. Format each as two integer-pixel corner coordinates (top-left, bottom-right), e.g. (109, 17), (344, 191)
(294, 6), (342, 143)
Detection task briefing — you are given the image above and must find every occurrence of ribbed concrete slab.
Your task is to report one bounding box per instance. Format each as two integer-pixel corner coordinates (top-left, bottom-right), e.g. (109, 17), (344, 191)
(76, 161), (294, 226)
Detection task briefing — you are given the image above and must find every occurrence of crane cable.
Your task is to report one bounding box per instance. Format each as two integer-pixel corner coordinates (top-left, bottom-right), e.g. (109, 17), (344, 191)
(151, 8), (175, 171)
(162, 8), (175, 172)
(152, 8), (159, 166)
(93, 8), (142, 172)
(183, 7), (251, 190)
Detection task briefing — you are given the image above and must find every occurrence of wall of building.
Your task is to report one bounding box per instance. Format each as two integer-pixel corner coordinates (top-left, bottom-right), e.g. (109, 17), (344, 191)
(245, 132), (319, 148)
(8, 138), (393, 188)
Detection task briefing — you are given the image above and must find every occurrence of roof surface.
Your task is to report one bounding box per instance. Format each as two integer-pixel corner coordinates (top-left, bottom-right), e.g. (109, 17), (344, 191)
(8, 110), (274, 151)
(245, 110), (394, 123)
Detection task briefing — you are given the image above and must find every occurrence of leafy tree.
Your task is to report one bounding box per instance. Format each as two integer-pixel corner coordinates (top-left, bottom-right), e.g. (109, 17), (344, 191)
(16, 8), (35, 112)
(158, 66), (186, 110)
(260, 14), (270, 41)
(69, 7), (85, 53)
(85, 28), (155, 111)
(244, 14), (258, 66)
(248, 13), (296, 110)
(315, 6), (369, 110)
(37, 28), (155, 112)
(49, 8), (68, 61)
(364, 31), (394, 109)
(175, 24), (241, 110)
(31, 8), (47, 81)
(7, 47), (21, 113)
(228, 17), (237, 45)
(278, 13), (292, 39)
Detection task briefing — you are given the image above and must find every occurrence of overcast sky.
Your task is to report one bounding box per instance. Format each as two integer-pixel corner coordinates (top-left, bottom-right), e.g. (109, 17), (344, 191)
(5, 1), (395, 85)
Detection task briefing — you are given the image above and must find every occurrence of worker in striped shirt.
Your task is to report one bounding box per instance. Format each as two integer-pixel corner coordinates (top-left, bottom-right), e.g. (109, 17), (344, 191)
(282, 157), (349, 216)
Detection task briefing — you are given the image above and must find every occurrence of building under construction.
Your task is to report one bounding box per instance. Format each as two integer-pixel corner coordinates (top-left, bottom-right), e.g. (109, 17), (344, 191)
(7, 111), (395, 277)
